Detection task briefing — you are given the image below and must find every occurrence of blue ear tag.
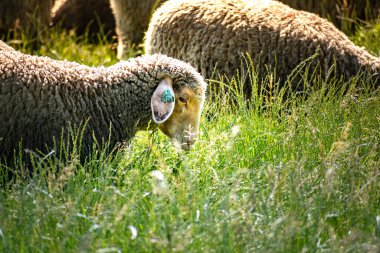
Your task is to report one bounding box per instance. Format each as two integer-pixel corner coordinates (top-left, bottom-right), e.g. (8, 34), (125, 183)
(161, 89), (174, 103)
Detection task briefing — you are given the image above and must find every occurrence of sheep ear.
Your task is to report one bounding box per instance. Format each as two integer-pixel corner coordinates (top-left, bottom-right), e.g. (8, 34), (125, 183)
(151, 77), (175, 124)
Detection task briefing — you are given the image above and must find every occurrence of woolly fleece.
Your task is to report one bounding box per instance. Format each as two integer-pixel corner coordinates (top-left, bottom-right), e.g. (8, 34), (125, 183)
(146, 0), (380, 94)
(0, 49), (206, 163)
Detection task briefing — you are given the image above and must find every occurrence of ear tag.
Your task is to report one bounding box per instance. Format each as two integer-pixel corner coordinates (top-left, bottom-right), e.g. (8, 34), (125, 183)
(161, 89), (175, 103)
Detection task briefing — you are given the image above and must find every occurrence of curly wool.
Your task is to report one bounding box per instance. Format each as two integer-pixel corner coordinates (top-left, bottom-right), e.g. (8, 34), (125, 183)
(146, 0), (380, 93)
(0, 49), (206, 163)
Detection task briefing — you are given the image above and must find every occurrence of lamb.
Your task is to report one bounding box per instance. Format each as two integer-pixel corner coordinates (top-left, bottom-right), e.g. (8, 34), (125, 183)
(0, 0), (54, 38)
(109, 0), (167, 59)
(0, 44), (207, 165)
(145, 0), (380, 96)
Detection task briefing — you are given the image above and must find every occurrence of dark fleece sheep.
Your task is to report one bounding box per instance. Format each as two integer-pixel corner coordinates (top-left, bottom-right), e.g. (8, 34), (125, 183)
(52, 0), (166, 55)
(51, 0), (116, 39)
(0, 46), (207, 164)
(0, 0), (54, 38)
(110, 0), (167, 59)
(146, 0), (380, 96)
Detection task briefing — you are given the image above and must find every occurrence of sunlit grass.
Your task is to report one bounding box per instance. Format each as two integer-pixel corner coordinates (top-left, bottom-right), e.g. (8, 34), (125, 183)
(0, 22), (379, 252)
(4, 25), (124, 66)
(350, 20), (380, 56)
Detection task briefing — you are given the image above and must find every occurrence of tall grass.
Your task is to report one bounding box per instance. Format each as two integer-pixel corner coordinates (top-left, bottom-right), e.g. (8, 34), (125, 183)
(351, 21), (380, 56)
(0, 24), (379, 252)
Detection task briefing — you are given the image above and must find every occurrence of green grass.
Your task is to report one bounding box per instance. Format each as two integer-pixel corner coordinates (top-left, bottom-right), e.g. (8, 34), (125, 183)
(350, 20), (380, 56)
(0, 24), (380, 253)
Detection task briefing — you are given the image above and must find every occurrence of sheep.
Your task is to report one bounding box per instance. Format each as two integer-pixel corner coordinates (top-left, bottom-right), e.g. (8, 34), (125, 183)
(50, 0), (378, 60)
(51, 0), (166, 56)
(0, 43), (207, 165)
(0, 0), (54, 39)
(51, 0), (116, 40)
(109, 0), (167, 59)
(145, 0), (380, 97)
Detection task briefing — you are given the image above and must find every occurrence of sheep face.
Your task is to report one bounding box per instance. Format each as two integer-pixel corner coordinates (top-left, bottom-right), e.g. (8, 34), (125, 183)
(151, 77), (203, 150)
(160, 86), (202, 150)
(158, 87), (201, 150)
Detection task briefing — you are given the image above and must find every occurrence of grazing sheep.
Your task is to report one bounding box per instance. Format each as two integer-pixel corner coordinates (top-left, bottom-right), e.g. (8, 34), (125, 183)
(51, 0), (166, 49)
(146, 0), (380, 96)
(110, 0), (166, 59)
(51, 0), (115, 39)
(0, 44), (207, 165)
(0, 0), (54, 38)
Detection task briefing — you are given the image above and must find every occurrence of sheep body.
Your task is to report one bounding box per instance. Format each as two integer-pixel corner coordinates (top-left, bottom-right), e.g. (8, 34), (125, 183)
(51, 0), (164, 52)
(110, 0), (166, 59)
(146, 0), (380, 94)
(0, 48), (206, 163)
(0, 0), (54, 37)
(51, 0), (115, 39)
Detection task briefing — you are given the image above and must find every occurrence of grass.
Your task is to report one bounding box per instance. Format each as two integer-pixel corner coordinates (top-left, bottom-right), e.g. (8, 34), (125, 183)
(351, 20), (380, 56)
(0, 22), (380, 253)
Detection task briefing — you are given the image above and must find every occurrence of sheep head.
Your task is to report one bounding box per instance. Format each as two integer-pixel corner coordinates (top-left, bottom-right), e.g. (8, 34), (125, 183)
(151, 77), (204, 150)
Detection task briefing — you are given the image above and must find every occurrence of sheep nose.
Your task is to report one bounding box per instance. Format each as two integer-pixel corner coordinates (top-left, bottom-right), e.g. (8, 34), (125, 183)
(181, 139), (193, 151)
(181, 143), (191, 151)
(181, 132), (196, 150)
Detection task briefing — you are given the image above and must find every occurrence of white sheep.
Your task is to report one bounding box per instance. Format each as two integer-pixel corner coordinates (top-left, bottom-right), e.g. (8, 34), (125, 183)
(146, 0), (380, 97)
(0, 43), (207, 164)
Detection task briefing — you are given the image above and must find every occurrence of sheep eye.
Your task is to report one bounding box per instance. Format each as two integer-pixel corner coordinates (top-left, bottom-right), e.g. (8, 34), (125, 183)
(178, 96), (188, 103)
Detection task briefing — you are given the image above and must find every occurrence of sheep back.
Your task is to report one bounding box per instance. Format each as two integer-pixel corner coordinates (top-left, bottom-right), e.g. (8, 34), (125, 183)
(146, 0), (380, 95)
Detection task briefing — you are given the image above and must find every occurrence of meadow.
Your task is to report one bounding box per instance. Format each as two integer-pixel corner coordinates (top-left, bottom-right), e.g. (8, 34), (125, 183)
(0, 20), (379, 252)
